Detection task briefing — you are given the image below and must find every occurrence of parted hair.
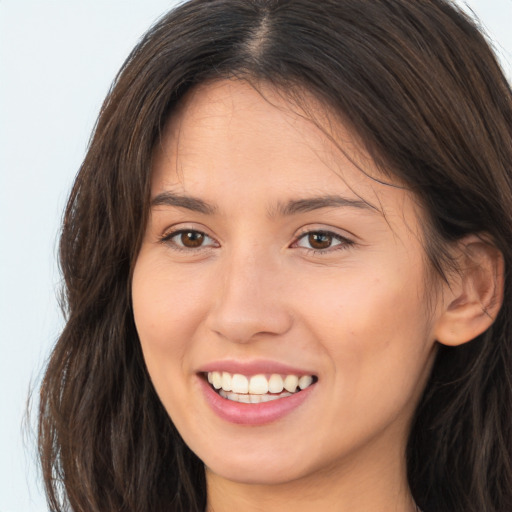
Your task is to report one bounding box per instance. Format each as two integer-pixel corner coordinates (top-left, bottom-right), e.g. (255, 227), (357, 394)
(38, 1), (512, 511)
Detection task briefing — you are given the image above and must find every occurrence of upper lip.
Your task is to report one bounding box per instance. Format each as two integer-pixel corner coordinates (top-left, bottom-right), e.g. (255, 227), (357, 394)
(197, 359), (317, 377)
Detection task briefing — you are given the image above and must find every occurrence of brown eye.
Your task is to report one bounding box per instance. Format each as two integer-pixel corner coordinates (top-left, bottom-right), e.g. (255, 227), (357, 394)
(179, 231), (205, 248)
(161, 229), (216, 250)
(294, 230), (351, 253)
(308, 232), (333, 249)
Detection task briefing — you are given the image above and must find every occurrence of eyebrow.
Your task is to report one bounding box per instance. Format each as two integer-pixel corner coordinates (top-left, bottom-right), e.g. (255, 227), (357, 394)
(151, 191), (217, 215)
(273, 195), (377, 216)
(150, 191), (377, 216)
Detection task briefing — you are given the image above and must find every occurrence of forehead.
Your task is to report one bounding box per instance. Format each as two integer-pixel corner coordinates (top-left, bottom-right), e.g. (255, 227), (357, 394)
(151, 79), (419, 225)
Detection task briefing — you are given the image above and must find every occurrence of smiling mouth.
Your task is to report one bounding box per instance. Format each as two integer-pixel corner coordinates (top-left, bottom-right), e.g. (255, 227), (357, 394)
(205, 371), (318, 403)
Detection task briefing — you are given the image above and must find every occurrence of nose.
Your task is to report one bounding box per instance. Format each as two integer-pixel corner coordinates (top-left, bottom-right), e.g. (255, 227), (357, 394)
(206, 248), (293, 343)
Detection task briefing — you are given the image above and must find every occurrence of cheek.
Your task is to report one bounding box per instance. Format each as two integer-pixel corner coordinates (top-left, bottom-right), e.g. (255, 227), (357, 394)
(131, 254), (209, 382)
(297, 261), (433, 396)
(343, 276), (428, 342)
(297, 262), (429, 337)
(307, 277), (432, 453)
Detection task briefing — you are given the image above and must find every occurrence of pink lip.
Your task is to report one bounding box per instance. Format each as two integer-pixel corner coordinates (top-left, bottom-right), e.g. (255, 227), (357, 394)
(198, 376), (316, 426)
(198, 359), (316, 377)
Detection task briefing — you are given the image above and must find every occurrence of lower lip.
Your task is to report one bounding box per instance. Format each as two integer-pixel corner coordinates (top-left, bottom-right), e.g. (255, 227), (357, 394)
(199, 377), (315, 425)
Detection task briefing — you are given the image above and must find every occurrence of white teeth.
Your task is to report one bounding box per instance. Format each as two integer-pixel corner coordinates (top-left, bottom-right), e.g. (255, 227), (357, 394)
(249, 374), (268, 395)
(207, 371), (315, 396)
(283, 375), (299, 393)
(268, 374), (284, 394)
(299, 375), (314, 390)
(231, 374), (249, 394)
(219, 389), (293, 403)
(222, 372), (232, 392)
(250, 394), (262, 403)
(212, 371), (222, 390)
(238, 393), (251, 403)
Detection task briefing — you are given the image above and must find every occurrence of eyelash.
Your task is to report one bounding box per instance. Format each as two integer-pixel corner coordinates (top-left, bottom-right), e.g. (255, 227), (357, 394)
(292, 230), (354, 254)
(159, 229), (219, 252)
(159, 228), (354, 254)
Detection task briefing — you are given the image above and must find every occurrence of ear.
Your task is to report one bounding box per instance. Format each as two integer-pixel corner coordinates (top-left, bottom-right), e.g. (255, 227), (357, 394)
(434, 235), (504, 347)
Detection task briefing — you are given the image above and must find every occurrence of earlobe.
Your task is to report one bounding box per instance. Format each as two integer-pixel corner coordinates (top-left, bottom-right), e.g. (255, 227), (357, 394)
(435, 235), (504, 347)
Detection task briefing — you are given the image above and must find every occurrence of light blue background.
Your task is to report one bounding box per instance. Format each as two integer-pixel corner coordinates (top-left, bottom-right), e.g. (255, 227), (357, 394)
(1, 1), (510, 510)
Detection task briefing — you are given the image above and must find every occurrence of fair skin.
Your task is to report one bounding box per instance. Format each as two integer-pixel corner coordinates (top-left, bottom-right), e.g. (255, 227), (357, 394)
(132, 79), (501, 512)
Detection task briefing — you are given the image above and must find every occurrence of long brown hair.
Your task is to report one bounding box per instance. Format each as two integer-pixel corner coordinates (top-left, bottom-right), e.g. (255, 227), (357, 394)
(39, 1), (512, 511)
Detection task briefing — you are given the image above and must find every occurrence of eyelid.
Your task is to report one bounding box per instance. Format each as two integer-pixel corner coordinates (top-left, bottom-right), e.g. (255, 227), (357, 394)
(158, 224), (355, 254)
(159, 225), (220, 251)
(291, 227), (355, 253)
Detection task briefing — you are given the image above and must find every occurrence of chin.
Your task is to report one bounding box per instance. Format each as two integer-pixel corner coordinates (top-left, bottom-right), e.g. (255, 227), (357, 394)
(198, 438), (322, 486)
(205, 458), (308, 486)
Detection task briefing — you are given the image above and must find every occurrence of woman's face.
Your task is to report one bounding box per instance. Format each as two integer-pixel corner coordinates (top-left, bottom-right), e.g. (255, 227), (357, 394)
(132, 80), (443, 487)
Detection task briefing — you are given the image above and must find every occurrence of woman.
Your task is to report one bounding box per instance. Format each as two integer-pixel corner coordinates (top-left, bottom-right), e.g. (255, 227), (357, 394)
(38, 1), (512, 511)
